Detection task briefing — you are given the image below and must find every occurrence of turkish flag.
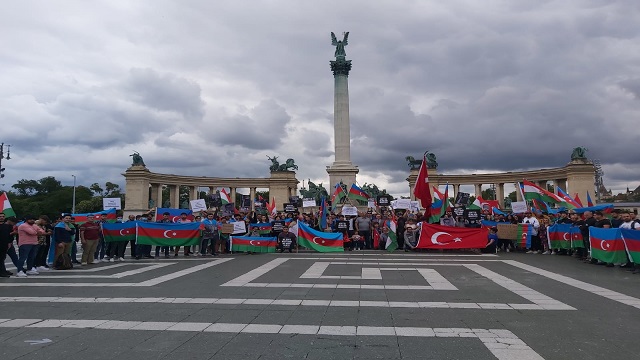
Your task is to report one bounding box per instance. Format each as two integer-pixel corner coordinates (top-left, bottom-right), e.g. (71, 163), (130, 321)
(417, 224), (488, 249)
(413, 156), (432, 218)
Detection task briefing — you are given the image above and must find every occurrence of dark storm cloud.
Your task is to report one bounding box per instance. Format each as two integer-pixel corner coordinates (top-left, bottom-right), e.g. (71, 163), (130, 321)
(211, 99), (292, 150)
(2, 0), (640, 195)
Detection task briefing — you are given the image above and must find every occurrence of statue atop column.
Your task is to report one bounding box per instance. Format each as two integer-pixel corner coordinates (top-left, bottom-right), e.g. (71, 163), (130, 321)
(571, 147), (588, 160)
(330, 32), (352, 76)
(331, 32), (349, 60)
(129, 151), (146, 167)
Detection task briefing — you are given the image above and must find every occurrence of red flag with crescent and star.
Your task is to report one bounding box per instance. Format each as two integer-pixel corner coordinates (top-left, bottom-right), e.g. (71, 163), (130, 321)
(417, 223), (488, 249)
(413, 156), (432, 218)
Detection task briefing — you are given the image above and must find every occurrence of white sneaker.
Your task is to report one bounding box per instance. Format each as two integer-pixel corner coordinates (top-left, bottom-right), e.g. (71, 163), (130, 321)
(551, 251), (557, 255)
(526, 250), (534, 254)
(119, 257), (125, 261)
(26, 269), (39, 275)
(16, 271), (27, 277)
(542, 251), (551, 255)
(506, 249), (510, 253)
(81, 262), (88, 265)
(109, 258), (114, 263)
(37, 266), (49, 272)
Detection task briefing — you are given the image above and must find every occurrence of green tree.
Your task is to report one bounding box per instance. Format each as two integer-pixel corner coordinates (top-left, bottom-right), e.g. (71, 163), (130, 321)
(90, 183), (104, 196)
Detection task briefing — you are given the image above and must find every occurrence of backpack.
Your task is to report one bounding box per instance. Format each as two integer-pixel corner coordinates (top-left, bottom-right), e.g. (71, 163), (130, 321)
(55, 253), (73, 270)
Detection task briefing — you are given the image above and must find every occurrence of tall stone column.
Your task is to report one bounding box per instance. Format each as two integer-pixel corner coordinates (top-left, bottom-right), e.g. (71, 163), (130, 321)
(474, 184), (483, 198)
(169, 185), (179, 208)
(189, 186), (197, 201)
(453, 184), (461, 198)
(326, 34), (359, 188)
(230, 187), (236, 204)
(123, 165), (150, 217)
(150, 184), (159, 208)
(515, 183), (523, 201)
(249, 187), (257, 211)
(497, 183), (505, 208)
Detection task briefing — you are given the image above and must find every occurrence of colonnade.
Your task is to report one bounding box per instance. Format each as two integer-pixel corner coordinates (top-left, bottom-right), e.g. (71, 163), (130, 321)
(407, 159), (595, 209)
(123, 165), (299, 217)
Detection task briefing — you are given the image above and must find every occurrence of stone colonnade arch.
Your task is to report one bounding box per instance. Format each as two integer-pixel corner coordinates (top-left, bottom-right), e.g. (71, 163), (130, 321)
(407, 159), (595, 208)
(123, 165), (298, 216)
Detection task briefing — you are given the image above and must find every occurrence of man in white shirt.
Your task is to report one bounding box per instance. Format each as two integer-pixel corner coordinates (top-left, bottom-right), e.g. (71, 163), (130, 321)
(522, 211), (541, 254)
(619, 211), (640, 230)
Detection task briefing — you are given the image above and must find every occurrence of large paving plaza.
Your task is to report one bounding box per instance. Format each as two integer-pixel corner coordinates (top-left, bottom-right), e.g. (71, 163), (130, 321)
(1, 251), (639, 360)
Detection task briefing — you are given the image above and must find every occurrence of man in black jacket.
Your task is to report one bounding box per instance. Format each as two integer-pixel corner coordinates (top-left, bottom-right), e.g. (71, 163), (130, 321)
(0, 214), (17, 277)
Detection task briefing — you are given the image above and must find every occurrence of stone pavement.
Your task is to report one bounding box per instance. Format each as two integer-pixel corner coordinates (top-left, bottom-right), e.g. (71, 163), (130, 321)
(1, 251), (639, 359)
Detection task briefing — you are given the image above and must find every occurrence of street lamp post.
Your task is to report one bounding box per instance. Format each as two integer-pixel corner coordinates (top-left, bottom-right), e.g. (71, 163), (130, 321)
(72, 175), (77, 214)
(0, 143), (11, 179)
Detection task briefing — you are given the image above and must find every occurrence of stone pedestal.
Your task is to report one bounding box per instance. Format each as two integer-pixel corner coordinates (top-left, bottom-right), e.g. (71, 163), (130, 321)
(269, 171), (298, 210)
(566, 159), (595, 205)
(123, 165), (151, 217)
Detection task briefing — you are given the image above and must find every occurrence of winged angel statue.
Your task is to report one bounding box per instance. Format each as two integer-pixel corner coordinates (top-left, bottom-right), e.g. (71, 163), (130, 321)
(331, 31), (349, 59)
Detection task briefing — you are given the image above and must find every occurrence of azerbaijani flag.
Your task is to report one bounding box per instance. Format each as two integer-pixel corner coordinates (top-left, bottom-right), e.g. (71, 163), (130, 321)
(102, 222), (136, 243)
(515, 223), (532, 248)
(220, 188), (231, 204)
(330, 182), (345, 210)
(621, 229), (640, 265)
(385, 217), (398, 252)
(249, 223), (272, 235)
(586, 191), (594, 207)
(155, 208), (194, 223)
(0, 192), (16, 217)
(136, 222), (201, 246)
(231, 236), (277, 253)
(589, 228), (627, 264)
(570, 226), (584, 248)
(557, 187), (581, 209)
(547, 224), (572, 249)
(73, 208), (117, 224)
(297, 222), (343, 252)
(429, 184), (449, 223)
(348, 184), (370, 202)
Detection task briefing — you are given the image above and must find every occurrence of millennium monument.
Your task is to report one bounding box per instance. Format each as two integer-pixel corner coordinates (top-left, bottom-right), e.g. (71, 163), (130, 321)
(326, 31), (359, 188)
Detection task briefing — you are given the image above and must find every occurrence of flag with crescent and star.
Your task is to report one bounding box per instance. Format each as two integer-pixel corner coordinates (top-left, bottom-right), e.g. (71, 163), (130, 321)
(515, 224), (532, 248)
(570, 225), (584, 248)
(249, 223), (273, 235)
(136, 222), (201, 246)
(155, 208), (194, 223)
(621, 229), (640, 265)
(72, 208), (117, 224)
(348, 184), (370, 202)
(417, 224), (488, 249)
(589, 228), (628, 264)
(230, 236), (277, 253)
(102, 222), (136, 243)
(413, 156), (432, 218)
(297, 222), (343, 252)
(547, 224), (572, 250)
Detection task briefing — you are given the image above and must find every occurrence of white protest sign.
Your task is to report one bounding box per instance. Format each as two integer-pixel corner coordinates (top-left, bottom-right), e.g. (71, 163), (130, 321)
(394, 199), (412, 209)
(232, 221), (246, 234)
(190, 199), (207, 212)
(102, 198), (121, 210)
(410, 201), (420, 212)
(390, 200), (397, 209)
(341, 205), (358, 216)
(302, 198), (317, 208)
(367, 199), (376, 209)
(511, 201), (528, 214)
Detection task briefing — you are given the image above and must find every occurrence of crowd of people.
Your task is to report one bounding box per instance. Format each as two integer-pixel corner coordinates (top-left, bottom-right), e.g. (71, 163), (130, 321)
(1, 206), (639, 278)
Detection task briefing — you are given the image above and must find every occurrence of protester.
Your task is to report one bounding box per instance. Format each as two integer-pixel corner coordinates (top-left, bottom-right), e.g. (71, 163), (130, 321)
(15, 215), (46, 277)
(53, 214), (75, 268)
(277, 225), (297, 253)
(79, 215), (101, 265)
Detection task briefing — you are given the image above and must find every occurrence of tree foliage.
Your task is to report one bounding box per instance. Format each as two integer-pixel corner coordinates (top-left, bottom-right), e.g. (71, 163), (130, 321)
(5, 177), (122, 219)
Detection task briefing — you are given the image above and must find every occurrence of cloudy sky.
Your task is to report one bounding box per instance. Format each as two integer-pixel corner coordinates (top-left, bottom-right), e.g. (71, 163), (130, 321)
(2, 0), (639, 198)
